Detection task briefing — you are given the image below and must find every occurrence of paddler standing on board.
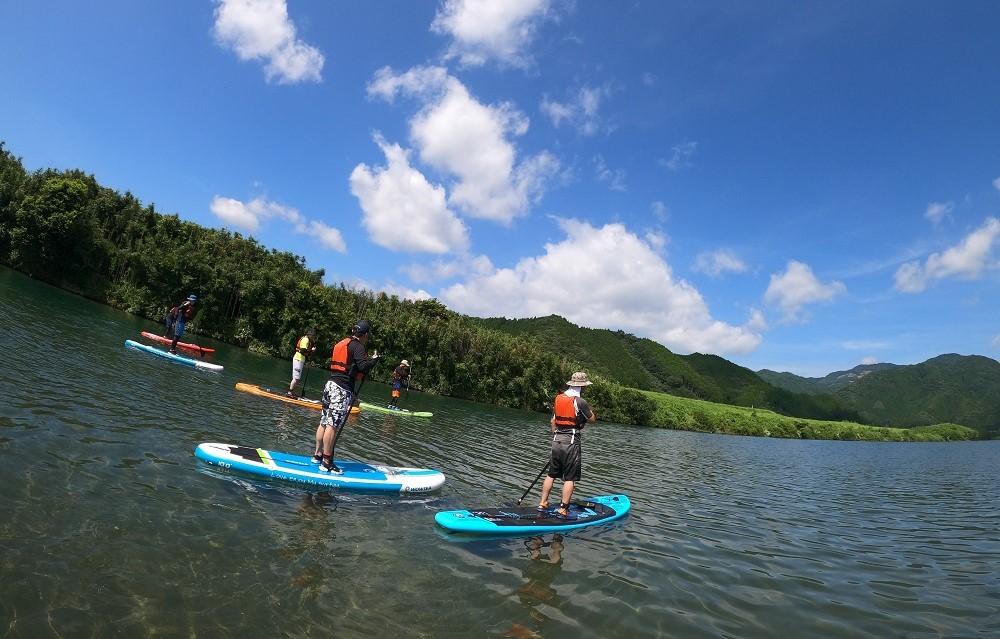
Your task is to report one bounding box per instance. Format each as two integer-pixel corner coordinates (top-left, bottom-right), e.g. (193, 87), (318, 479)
(538, 372), (597, 517)
(166, 294), (197, 354)
(287, 328), (317, 397)
(313, 320), (380, 474)
(388, 359), (410, 409)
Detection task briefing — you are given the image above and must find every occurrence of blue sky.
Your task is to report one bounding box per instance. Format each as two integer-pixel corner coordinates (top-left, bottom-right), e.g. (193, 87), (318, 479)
(3, 0), (1000, 376)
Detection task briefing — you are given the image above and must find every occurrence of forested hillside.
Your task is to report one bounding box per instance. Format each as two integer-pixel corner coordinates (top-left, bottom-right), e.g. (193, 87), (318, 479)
(477, 316), (859, 422)
(760, 357), (1000, 438)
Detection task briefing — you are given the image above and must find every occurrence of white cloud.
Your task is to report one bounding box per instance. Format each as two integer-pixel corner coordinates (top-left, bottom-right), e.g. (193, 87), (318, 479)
(541, 86), (609, 136)
(894, 217), (1000, 293)
(401, 255), (494, 284)
(993, 177), (1000, 192)
(210, 195), (346, 252)
(764, 260), (846, 321)
(593, 154), (626, 192)
(349, 135), (469, 254)
(924, 201), (954, 225)
(431, 0), (553, 68)
(660, 140), (698, 171)
(651, 201), (669, 221)
(645, 230), (668, 251)
(860, 356), (879, 365)
(380, 283), (434, 301)
(440, 219), (763, 355)
(212, 0), (324, 84)
(693, 249), (748, 278)
(641, 71), (656, 87)
(992, 334), (1000, 348)
(368, 66), (559, 224)
(747, 308), (768, 332)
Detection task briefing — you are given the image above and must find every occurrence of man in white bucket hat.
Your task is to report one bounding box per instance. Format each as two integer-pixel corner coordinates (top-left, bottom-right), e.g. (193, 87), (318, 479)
(538, 371), (597, 517)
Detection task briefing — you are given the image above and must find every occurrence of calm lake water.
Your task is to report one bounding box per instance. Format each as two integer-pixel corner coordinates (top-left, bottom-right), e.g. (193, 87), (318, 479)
(1, 266), (998, 638)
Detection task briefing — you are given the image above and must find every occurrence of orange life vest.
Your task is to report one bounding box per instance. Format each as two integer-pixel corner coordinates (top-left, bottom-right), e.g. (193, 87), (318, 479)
(329, 337), (352, 374)
(553, 394), (580, 429)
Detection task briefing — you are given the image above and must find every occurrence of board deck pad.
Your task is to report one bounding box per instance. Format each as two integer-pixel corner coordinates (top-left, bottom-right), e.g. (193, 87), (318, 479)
(435, 494), (630, 535)
(195, 442), (445, 493)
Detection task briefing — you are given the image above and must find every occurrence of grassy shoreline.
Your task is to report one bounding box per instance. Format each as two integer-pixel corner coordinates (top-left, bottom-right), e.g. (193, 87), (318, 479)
(639, 389), (977, 442)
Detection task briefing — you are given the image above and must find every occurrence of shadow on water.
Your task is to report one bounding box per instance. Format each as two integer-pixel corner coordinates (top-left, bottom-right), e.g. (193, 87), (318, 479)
(2, 266), (1000, 638)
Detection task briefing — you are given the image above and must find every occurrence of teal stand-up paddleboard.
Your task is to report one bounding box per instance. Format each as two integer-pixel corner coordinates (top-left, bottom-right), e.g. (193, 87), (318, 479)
(125, 339), (223, 371)
(435, 494), (630, 535)
(195, 443), (445, 493)
(358, 401), (432, 418)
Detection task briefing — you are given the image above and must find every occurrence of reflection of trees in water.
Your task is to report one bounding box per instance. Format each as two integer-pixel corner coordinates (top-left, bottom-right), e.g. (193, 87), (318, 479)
(509, 534), (565, 635)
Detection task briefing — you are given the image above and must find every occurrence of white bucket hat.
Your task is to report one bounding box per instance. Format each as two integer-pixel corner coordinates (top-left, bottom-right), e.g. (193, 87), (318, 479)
(566, 371), (592, 387)
(400, 360), (410, 366)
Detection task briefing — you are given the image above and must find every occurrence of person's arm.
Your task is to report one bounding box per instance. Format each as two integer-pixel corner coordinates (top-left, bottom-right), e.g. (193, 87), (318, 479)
(578, 398), (597, 423)
(351, 341), (381, 375)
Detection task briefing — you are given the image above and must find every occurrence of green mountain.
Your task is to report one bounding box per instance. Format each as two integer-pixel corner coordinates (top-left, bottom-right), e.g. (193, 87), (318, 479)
(760, 356), (1000, 438)
(475, 315), (859, 422)
(757, 363), (899, 394)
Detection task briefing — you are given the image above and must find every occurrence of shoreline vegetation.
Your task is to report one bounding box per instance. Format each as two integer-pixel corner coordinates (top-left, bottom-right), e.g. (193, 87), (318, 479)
(641, 391), (975, 442)
(0, 143), (979, 442)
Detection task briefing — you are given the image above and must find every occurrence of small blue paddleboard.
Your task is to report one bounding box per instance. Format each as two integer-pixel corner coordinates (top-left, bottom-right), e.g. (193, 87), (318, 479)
(195, 443), (445, 493)
(435, 494), (630, 535)
(125, 339), (223, 371)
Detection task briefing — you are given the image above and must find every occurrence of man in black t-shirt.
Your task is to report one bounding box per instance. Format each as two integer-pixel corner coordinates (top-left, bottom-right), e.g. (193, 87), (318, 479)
(312, 320), (380, 473)
(538, 371), (597, 517)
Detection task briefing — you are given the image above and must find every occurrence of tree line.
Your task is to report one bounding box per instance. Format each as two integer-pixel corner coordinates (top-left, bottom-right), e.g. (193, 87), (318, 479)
(0, 143), (654, 423)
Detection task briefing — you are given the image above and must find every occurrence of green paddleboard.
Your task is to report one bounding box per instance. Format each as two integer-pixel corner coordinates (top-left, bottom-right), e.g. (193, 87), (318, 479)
(358, 401), (432, 418)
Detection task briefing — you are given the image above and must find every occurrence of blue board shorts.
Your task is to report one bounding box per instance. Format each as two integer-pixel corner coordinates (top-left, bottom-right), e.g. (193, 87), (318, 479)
(320, 381), (353, 430)
(173, 319), (186, 338)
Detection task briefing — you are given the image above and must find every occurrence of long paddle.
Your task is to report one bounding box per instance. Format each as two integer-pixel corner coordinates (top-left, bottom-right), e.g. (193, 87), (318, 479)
(516, 461), (550, 505)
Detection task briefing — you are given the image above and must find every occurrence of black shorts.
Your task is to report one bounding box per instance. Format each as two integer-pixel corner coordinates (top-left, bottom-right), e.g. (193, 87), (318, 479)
(547, 439), (581, 482)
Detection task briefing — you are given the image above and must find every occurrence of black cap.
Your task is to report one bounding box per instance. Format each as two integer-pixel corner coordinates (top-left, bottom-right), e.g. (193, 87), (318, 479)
(352, 320), (372, 335)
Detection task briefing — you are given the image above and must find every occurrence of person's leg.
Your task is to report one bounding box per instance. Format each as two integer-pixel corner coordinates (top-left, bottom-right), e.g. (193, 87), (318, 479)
(538, 476), (555, 509)
(170, 320), (185, 353)
(314, 380), (335, 461)
(289, 359), (303, 395)
(321, 385), (352, 473)
(558, 481), (575, 515)
(557, 443), (581, 515)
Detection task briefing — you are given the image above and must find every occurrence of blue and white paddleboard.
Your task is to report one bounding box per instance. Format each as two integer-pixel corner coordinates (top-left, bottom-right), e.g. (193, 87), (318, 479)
(435, 494), (631, 535)
(195, 442), (446, 493)
(125, 339), (223, 371)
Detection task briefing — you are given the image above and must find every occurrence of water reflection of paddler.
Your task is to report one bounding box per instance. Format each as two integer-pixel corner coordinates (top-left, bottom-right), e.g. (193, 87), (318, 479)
(515, 534), (565, 620)
(289, 492), (340, 591)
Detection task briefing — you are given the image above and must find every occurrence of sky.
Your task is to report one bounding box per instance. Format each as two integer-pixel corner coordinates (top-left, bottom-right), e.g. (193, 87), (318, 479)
(3, 0), (1000, 376)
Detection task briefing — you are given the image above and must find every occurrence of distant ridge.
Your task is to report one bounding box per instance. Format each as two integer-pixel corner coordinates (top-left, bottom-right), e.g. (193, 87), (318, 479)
(759, 355), (1000, 438)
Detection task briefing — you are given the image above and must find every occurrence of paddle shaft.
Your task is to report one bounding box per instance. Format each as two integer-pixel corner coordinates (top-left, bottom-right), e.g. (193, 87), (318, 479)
(517, 461), (551, 505)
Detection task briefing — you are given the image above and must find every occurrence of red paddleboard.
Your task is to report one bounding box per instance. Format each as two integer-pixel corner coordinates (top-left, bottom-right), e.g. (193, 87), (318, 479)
(140, 331), (216, 355)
